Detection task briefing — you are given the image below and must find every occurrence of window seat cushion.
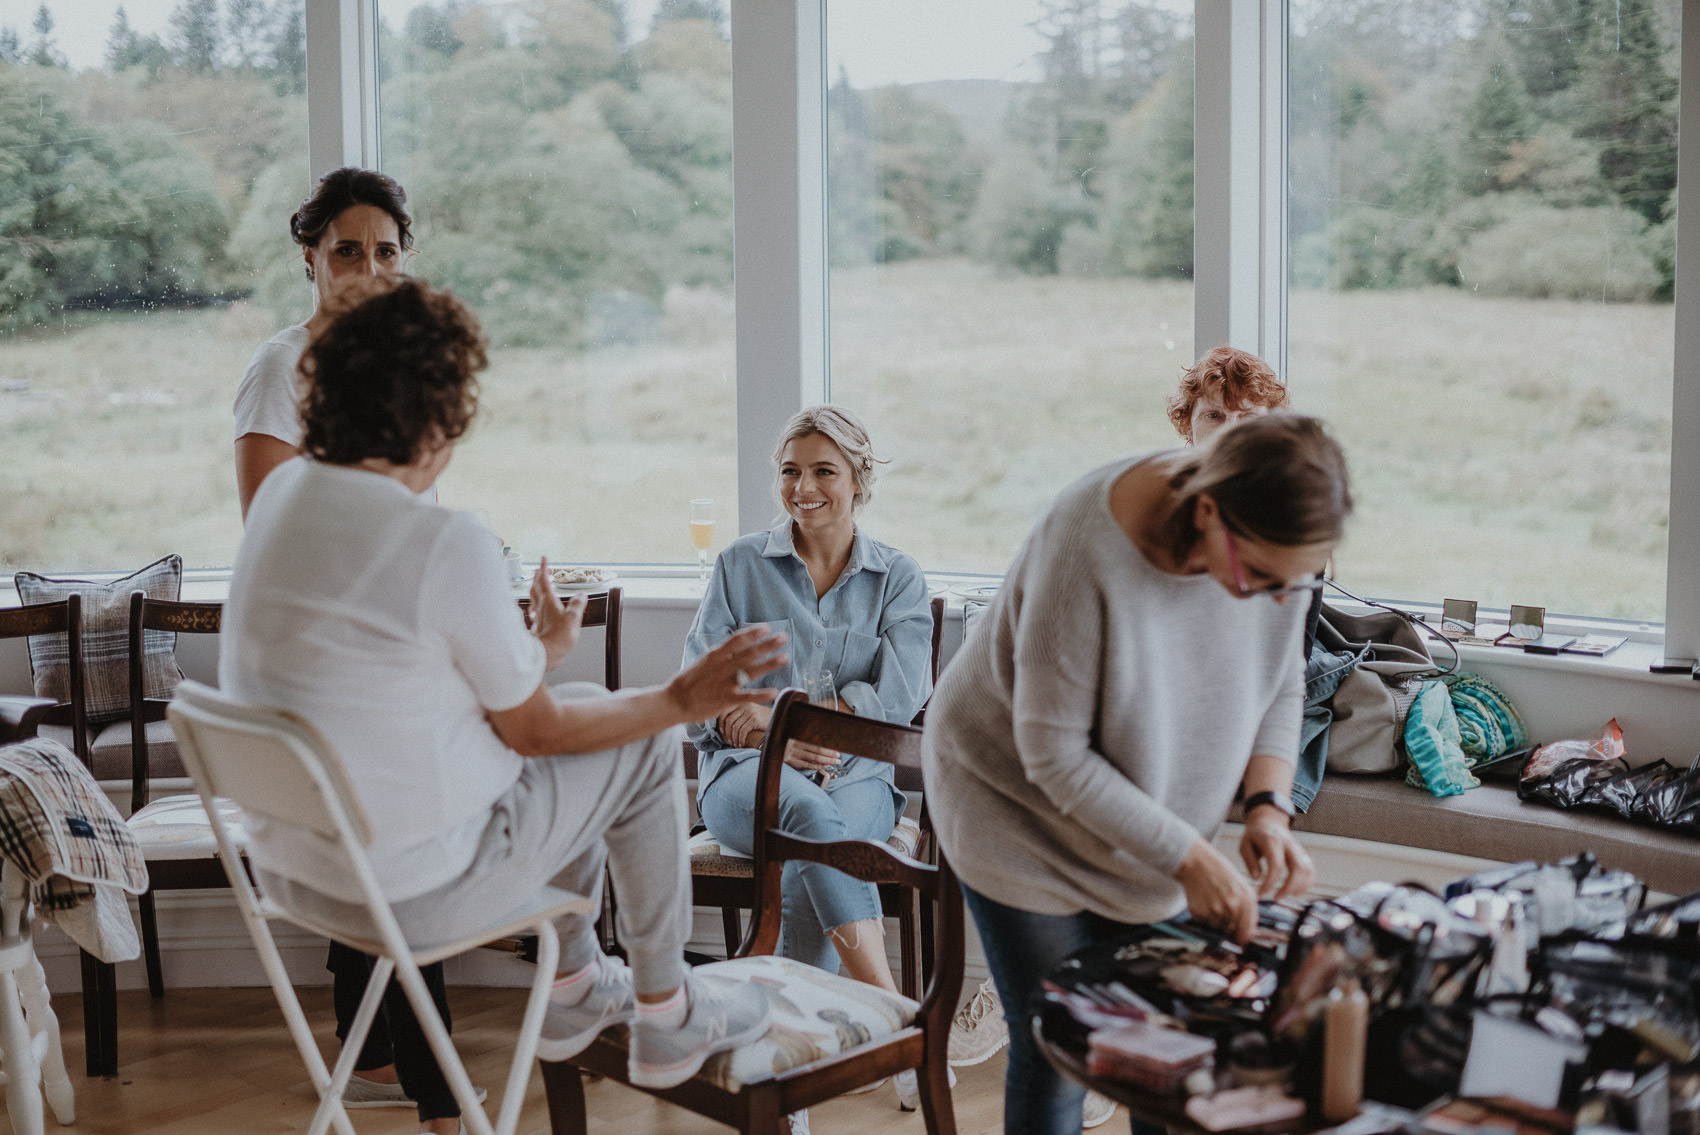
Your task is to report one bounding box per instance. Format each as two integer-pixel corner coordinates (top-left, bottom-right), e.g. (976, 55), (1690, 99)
(1282, 774), (1700, 896)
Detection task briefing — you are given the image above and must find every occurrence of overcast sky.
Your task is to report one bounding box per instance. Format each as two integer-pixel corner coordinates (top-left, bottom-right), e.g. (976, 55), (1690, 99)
(0, 0), (1056, 86)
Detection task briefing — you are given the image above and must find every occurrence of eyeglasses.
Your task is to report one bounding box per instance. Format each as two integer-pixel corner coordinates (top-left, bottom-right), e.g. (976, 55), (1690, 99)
(1221, 525), (1324, 600)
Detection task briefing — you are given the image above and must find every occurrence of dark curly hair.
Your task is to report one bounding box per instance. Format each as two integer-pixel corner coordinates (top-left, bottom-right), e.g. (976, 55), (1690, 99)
(298, 278), (487, 467)
(1166, 346), (1290, 441)
(291, 167), (414, 282)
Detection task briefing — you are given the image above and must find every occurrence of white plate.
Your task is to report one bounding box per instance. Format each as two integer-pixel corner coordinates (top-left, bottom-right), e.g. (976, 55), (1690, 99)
(951, 583), (1001, 603)
(552, 571), (618, 592)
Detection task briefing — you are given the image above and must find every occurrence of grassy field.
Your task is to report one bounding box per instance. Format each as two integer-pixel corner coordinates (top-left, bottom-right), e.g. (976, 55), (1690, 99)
(0, 257), (1673, 620)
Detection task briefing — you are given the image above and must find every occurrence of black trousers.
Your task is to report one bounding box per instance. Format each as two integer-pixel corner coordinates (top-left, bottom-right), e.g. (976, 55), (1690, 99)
(328, 940), (458, 1121)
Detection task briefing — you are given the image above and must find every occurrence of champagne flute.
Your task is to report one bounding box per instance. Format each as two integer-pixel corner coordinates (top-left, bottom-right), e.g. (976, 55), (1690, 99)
(689, 498), (716, 583)
(802, 669), (838, 785)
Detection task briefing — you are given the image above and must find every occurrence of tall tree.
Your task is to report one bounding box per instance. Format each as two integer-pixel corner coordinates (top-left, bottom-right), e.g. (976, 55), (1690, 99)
(270, 6), (306, 94)
(0, 27), (20, 65)
(170, 0), (220, 74)
(1498, 0), (1590, 99)
(1575, 0), (1676, 222)
(29, 4), (62, 68)
(225, 0), (268, 69)
(106, 6), (137, 69)
(1459, 41), (1535, 194)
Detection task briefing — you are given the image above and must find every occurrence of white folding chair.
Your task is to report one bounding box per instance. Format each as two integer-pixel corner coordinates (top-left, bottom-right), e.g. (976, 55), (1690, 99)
(166, 679), (593, 1135)
(0, 863), (75, 1135)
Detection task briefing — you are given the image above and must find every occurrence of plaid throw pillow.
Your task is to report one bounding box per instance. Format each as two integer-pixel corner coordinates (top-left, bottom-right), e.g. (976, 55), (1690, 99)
(14, 554), (186, 726)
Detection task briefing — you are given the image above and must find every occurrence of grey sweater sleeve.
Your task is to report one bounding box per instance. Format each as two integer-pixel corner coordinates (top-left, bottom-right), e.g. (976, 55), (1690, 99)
(1006, 540), (1204, 879)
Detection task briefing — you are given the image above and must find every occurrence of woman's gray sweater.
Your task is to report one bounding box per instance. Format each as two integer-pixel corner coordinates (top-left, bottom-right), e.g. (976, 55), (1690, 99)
(923, 455), (1307, 922)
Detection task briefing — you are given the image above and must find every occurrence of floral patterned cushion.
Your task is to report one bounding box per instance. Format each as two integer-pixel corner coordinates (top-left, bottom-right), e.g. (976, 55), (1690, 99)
(593, 955), (918, 1091)
(688, 815), (923, 866)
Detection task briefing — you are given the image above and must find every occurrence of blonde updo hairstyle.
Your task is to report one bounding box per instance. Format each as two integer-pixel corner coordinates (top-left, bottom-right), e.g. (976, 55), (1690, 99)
(772, 404), (886, 511)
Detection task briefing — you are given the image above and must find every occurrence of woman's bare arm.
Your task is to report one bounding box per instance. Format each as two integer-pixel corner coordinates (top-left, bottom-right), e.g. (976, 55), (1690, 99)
(235, 433), (300, 520)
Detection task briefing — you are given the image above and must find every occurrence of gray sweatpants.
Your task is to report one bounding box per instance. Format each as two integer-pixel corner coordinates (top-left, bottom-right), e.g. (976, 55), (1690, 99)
(263, 682), (692, 996)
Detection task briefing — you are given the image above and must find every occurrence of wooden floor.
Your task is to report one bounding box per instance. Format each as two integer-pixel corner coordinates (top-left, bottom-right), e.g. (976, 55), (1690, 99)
(41, 986), (1022, 1134)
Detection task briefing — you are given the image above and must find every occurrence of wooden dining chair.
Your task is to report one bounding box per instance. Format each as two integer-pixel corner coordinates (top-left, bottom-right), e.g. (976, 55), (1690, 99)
(0, 599), (115, 1077)
(687, 594), (945, 991)
(542, 688), (965, 1135)
(511, 588), (623, 957)
(123, 594), (230, 999)
(47, 593), (242, 1077)
(515, 587), (623, 691)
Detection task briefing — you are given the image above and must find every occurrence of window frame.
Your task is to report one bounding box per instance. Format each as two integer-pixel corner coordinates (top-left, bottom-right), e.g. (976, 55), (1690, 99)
(320, 0), (1700, 647)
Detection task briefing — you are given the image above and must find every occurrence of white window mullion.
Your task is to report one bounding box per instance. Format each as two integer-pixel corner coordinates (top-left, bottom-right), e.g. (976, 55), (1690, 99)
(304, 0), (375, 179)
(1663, 8), (1700, 656)
(1193, 0), (1266, 358)
(730, 0), (830, 536)
(1260, 0), (1287, 378)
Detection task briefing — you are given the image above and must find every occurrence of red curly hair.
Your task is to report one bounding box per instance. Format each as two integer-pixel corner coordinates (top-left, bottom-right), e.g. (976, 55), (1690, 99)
(1166, 346), (1290, 442)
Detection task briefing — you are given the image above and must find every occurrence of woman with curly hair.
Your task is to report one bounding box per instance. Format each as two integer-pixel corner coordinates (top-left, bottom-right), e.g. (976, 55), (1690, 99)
(227, 167), (455, 1120)
(1167, 345), (1292, 445)
(226, 277), (781, 1134)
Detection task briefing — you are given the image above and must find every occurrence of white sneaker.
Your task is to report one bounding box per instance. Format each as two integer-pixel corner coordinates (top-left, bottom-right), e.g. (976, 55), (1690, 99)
(787, 1110), (810, 1135)
(947, 979), (1010, 1066)
(1083, 1089), (1118, 1128)
(537, 956), (636, 1061)
(629, 974), (771, 1089)
(893, 1065), (957, 1112)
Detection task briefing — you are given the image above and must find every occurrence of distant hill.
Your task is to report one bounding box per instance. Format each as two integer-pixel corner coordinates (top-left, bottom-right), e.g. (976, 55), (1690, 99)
(896, 78), (1031, 149)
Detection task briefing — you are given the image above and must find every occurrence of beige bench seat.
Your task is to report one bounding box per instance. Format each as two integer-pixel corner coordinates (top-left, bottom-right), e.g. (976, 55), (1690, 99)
(1285, 774), (1700, 898)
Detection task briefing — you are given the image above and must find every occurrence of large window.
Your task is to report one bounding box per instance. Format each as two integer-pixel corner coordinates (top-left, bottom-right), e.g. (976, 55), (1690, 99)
(376, 0), (738, 564)
(1288, 1), (1679, 621)
(827, 0), (1195, 573)
(7, 0), (1700, 647)
(0, 0), (307, 572)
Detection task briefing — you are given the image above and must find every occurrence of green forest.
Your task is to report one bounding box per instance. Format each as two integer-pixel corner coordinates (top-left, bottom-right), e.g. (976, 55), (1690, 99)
(0, 0), (1682, 347)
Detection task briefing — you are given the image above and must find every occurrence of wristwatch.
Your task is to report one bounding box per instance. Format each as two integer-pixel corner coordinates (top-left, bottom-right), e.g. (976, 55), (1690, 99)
(1243, 790), (1296, 820)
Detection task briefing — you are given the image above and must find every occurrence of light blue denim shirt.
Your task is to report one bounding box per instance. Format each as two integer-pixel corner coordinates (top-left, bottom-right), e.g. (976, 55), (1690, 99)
(682, 520), (934, 801)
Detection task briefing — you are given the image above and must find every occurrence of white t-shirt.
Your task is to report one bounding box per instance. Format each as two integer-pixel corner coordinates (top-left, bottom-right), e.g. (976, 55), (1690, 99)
(233, 324), (311, 444)
(220, 457), (545, 902)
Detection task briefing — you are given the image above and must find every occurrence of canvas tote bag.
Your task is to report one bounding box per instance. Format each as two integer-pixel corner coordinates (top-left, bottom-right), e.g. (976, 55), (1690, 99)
(1316, 603), (1444, 774)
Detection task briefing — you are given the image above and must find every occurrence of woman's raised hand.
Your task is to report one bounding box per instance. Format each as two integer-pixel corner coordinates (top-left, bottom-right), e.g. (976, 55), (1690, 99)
(1175, 836), (1260, 945)
(669, 624), (788, 723)
(528, 557), (584, 670)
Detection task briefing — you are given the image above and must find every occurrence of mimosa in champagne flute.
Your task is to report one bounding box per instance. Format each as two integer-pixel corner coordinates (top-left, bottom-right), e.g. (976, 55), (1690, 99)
(689, 498), (715, 583)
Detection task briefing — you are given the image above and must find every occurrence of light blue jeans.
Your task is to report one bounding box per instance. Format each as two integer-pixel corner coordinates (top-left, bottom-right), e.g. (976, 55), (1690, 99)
(699, 759), (899, 971)
(962, 883), (1169, 1135)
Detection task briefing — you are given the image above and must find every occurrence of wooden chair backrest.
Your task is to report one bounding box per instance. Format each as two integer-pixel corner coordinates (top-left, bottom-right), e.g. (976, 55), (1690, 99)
(516, 587), (623, 690)
(130, 593), (223, 813)
(742, 689), (964, 1021)
(0, 596), (87, 763)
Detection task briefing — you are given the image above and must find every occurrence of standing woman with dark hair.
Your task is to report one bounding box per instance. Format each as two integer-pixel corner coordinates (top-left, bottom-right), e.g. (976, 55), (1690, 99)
(922, 413), (1352, 1135)
(229, 168), (462, 1121)
(234, 166), (417, 517)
